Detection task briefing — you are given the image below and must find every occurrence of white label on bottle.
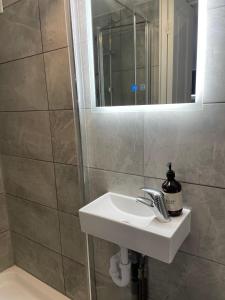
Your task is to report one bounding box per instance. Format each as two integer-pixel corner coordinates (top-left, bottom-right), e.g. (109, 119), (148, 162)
(163, 191), (183, 212)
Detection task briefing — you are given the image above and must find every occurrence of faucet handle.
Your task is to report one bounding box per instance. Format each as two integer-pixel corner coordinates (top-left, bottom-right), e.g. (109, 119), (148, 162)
(141, 188), (163, 199)
(139, 187), (170, 223)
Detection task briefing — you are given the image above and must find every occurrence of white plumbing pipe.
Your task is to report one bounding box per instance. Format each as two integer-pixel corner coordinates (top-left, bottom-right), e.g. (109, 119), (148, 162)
(109, 247), (131, 287)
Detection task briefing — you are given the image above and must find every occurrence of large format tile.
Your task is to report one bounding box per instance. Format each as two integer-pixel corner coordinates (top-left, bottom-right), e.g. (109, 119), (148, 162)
(144, 104), (225, 187)
(0, 55), (48, 111)
(0, 194), (9, 233)
(63, 257), (88, 300)
(204, 6), (225, 103)
(93, 237), (119, 276)
(148, 252), (225, 300)
(44, 48), (73, 109)
(39, 0), (68, 51)
(8, 195), (60, 252)
(0, 0), (42, 63)
(50, 110), (77, 164)
(144, 177), (225, 266)
(0, 112), (52, 161)
(2, 156), (57, 208)
(0, 231), (13, 272)
(55, 164), (82, 214)
(59, 212), (85, 264)
(95, 273), (134, 300)
(13, 233), (64, 293)
(88, 168), (144, 202)
(86, 111), (144, 175)
(181, 184), (225, 265)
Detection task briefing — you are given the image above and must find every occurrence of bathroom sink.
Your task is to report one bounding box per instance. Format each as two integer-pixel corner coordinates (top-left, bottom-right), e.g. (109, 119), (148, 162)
(79, 192), (191, 263)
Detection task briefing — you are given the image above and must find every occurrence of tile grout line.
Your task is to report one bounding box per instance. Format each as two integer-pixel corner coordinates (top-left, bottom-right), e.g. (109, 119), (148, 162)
(3, 149), (225, 192)
(12, 230), (85, 269)
(0, 108), (74, 113)
(0, 228), (10, 235)
(0, 46), (69, 66)
(6, 192), (79, 217)
(1, 153), (78, 167)
(86, 165), (225, 191)
(179, 250), (225, 268)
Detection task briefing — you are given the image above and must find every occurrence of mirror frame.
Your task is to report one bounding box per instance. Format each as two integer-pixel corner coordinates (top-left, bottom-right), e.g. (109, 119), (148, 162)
(70, 0), (206, 112)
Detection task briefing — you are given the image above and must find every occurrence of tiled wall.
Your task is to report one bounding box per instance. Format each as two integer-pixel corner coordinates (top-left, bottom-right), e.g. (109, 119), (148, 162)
(77, 0), (225, 299)
(0, 0), (87, 299)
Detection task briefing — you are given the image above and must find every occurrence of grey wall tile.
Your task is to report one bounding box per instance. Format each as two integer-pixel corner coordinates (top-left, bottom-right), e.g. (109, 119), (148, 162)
(13, 233), (64, 293)
(50, 110), (77, 165)
(39, 0), (68, 51)
(44, 48), (73, 110)
(93, 237), (119, 276)
(148, 252), (225, 300)
(8, 195), (61, 252)
(0, 231), (14, 272)
(0, 194), (9, 233)
(88, 168), (144, 202)
(144, 177), (225, 266)
(59, 212), (85, 264)
(2, 155), (57, 208)
(86, 111), (144, 175)
(0, 112), (52, 161)
(181, 184), (225, 265)
(144, 104), (225, 187)
(96, 272), (133, 300)
(55, 164), (81, 214)
(63, 257), (88, 300)
(0, 55), (48, 111)
(0, 0), (42, 63)
(204, 6), (225, 103)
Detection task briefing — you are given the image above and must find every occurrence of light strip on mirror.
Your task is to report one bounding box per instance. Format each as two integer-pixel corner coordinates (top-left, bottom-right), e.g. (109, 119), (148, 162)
(195, 0), (207, 107)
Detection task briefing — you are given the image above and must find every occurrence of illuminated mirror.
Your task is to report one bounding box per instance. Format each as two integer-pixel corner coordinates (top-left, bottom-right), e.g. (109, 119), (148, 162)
(91, 0), (200, 107)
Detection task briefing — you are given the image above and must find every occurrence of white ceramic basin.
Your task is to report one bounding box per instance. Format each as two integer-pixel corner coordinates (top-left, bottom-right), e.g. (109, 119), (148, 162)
(79, 192), (191, 263)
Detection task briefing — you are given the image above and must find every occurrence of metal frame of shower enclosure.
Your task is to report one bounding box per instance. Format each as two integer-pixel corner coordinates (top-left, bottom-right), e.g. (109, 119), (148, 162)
(97, 17), (152, 106)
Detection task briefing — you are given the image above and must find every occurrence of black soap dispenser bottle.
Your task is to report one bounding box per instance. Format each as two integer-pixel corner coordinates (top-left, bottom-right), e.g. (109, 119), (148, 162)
(162, 163), (183, 217)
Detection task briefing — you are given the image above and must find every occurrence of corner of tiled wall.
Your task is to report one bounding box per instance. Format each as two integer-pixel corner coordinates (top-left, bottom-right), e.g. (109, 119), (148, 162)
(0, 155), (14, 272)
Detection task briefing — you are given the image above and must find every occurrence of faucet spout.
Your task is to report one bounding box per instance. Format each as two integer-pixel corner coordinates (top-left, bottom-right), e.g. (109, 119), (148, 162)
(136, 188), (170, 223)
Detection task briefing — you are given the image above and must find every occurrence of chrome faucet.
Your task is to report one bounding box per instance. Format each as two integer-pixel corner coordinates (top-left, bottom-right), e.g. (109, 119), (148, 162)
(137, 188), (170, 223)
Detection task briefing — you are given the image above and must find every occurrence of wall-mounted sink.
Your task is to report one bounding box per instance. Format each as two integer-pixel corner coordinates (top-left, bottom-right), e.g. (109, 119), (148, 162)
(79, 192), (191, 263)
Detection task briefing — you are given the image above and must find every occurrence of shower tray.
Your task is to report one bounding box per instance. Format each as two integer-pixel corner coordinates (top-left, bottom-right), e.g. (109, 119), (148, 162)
(0, 266), (69, 300)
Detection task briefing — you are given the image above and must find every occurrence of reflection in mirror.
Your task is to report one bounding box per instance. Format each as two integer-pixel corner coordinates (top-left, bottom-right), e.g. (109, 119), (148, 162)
(91, 0), (198, 106)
